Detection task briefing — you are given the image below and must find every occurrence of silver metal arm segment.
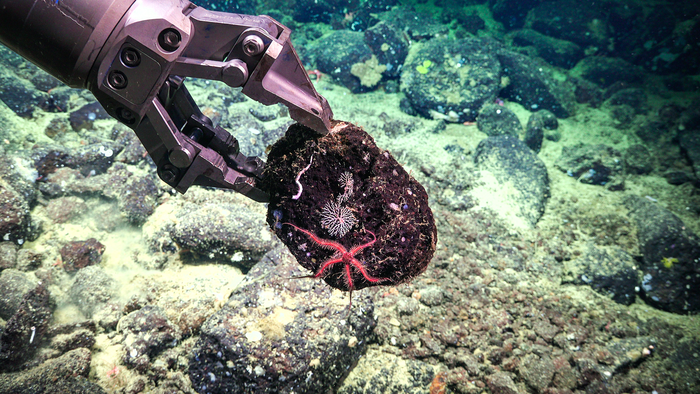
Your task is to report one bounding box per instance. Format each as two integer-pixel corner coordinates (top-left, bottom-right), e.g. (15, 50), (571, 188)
(0, 0), (334, 202)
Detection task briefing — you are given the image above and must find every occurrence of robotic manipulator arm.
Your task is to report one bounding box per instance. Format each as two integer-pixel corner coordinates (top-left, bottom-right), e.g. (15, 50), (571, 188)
(0, 0), (334, 202)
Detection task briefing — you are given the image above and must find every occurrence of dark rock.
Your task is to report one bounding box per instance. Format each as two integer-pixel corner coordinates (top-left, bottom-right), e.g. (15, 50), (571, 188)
(0, 156), (40, 211)
(32, 141), (122, 180)
(512, 29), (583, 68)
(662, 75), (700, 92)
(519, 354), (554, 391)
(337, 348), (437, 393)
(609, 104), (636, 129)
(552, 355), (577, 389)
(526, 0), (609, 47)
(399, 97), (417, 116)
(15, 249), (43, 272)
(626, 195), (700, 313)
(564, 245), (639, 305)
(0, 174), (33, 245)
(308, 30), (373, 93)
(364, 21), (409, 78)
(555, 143), (625, 189)
(497, 50), (576, 118)
(68, 102), (111, 132)
(193, 0), (255, 15)
(664, 170), (696, 186)
(402, 37), (501, 122)
(576, 357), (602, 385)
(44, 117), (71, 139)
(533, 318), (560, 343)
(248, 103), (280, 122)
(606, 336), (655, 371)
(0, 285), (53, 371)
(379, 113), (418, 137)
(59, 238), (105, 272)
(492, 0), (542, 30)
(340, 0), (397, 31)
(0, 74), (45, 117)
(189, 247), (377, 394)
(262, 122), (437, 291)
(0, 269), (38, 320)
(666, 339), (700, 389)
(635, 120), (671, 143)
(0, 45), (26, 69)
(109, 170), (160, 224)
(29, 71), (62, 93)
(145, 188), (277, 271)
(525, 111), (556, 152)
(419, 285), (446, 307)
(474, 135), (550, 227)
(680, 130), (700, 180)
(486, 371), (520, 394)
(477, 104), (523, 137)
(384, 79), (399, 93)
(46, 321), (97, 355)
(607, 88), (648, 114)
(679, 99), (700, 131)
(288, 0), (343, 23)
(0, 242), (18, 271)
(624, 144), (654, 175)
(571, 57), (645, 88)
(113, 126), (147, 165)
(449, 12), (486, 35)
(68, 265), (116, 318)
(42, 86), (81, 114)
(33, 150), (70, 180)
(535, 110), (559, 141)
(571, 76), (605, 107)
(0, 348), (105, 394)
(45, 196), (87, 223)
(376, 6), (449, 41)
(37, 161), (158, 223)
(220, 107), (287, 160)
(119, 305), (181, 372)
(607, 1), (644, 57)
(658, 103), (684, 125)
(636, 12), (700, 75)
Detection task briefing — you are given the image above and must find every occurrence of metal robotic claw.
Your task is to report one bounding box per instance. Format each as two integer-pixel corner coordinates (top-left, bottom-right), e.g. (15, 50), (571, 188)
(0, 0), (334, 202)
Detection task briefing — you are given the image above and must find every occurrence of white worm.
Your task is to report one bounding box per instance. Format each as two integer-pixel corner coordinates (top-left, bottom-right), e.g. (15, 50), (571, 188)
(29, 326), (36, 344)
(292, 155), (313, 200)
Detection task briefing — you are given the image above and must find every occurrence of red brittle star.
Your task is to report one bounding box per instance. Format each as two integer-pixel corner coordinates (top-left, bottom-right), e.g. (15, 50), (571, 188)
(283, 222), (388, 308)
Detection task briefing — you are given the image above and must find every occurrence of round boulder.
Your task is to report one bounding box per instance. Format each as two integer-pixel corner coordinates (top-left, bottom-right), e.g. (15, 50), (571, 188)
(261, 121), (437, 292)
(401, 37), (501, 123)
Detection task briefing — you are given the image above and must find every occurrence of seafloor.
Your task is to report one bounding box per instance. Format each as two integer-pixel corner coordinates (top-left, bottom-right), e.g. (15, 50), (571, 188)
(1, 1), (700, 394)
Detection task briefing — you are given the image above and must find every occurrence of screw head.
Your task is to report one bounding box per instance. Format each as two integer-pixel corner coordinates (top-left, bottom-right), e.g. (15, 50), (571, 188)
(158, 28), (181, 52)
(108, 70), (128, 89)
(120, 48), (141, 67)
(242, 35), (265, 57)
(159, 165), (178, 183)
(116, 107), (136, 125)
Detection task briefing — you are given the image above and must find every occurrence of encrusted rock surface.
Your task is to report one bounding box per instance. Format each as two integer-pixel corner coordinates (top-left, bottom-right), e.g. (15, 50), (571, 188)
(59, 238), (105, 272)
(189, 247), (377, 393)
(473, 135), (550, 228)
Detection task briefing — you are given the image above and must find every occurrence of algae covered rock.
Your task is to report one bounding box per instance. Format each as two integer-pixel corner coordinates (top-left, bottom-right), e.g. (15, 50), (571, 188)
(401, 37), (501, 123)
(261, 121), (437, 292)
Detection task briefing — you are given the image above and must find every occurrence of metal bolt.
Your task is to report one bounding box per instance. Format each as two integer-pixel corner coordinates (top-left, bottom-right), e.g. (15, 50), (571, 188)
(116, 107), (136, 125)
(169, 146), (194, 168)
(160, 167), (177, 183)
(120, 48), (141, 67)
(108, 70), (127, 89)
(242, 35), (265, 56)
(158, 28), (181, 52)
